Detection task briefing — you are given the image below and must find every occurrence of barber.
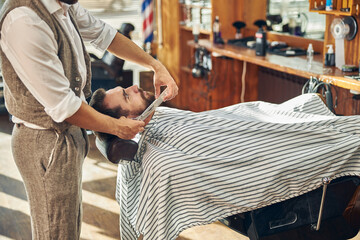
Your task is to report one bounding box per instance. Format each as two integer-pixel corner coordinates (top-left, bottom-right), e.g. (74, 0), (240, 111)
(0, 0), (178, 239)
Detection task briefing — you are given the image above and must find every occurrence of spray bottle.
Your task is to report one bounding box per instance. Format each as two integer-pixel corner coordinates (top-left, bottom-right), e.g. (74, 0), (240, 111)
(254, 20), (267, 56)
(325, 44), (335, 66)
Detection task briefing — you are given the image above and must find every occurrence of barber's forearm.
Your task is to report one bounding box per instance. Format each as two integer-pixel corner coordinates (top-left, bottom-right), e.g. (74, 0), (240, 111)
(65, 102), (144, 139)
(107, 32), (162, 72)
(65, 102), (112, 132)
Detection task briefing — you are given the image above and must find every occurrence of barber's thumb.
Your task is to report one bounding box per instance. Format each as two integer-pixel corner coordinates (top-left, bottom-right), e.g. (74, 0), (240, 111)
(135, 119), (145, 126)
(155, 86), (161, 98)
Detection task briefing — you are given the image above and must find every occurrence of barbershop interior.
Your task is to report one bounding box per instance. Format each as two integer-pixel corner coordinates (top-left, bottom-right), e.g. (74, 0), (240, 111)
(2, 0), (360, 239)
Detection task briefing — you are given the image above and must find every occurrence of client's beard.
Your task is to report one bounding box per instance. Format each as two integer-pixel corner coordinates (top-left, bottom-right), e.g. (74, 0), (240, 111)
(142, 89), (156, 107)
(134, 88), (156, 116)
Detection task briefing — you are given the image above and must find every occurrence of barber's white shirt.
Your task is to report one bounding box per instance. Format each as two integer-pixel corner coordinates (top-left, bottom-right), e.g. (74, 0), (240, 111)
(0, 0), (117, 128)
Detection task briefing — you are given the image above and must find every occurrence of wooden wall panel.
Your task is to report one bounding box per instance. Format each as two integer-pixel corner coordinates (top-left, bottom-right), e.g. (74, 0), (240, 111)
(179, 30), (194, 69)
(324, 15), (360, 66)
(258, 68), (308, 104)
(167, 0), (264, 110)
(157, 0), (180, 84)
(209, 56), (242, 109)
(211, 0), (241, 41)
(187, 75), (211, 111)
(169, 55), (259, 112)
(331, 86), (360, 115)
(343, 15), (360, 66)
(168, 70), (211, 112)
(256, 67), (360, 115)
(243, 62), (259, 102)
(242, 0), (267, 32)
(211, 0), (266, 41)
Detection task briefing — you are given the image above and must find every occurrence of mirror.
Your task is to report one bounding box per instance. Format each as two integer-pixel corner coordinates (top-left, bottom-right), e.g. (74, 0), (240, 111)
(267, 0), (326, 40)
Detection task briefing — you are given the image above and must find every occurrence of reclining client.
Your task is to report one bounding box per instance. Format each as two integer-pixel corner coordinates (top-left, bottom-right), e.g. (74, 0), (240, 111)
(89, 86), (360, 240)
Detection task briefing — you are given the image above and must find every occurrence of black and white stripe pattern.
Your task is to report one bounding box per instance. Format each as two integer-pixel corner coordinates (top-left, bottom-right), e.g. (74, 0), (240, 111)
(115, 93), (360, 240)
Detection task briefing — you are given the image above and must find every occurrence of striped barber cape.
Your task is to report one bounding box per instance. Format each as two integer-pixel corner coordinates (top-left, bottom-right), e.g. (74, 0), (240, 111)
(115, 93), (360, 240)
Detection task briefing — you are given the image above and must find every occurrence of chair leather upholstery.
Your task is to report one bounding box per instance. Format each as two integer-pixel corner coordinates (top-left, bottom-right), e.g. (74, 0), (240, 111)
(95, 137), (138, 164)
(344, 185), (360, 228)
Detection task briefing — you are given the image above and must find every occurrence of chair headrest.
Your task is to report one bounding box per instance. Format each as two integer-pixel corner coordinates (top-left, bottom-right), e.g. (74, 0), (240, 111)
(95, 137), (138, 164)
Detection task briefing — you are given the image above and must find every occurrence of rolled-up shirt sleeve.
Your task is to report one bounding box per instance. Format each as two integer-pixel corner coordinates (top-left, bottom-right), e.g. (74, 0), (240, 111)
(73, 3), (117, 52)
(0, 7), (82, 122)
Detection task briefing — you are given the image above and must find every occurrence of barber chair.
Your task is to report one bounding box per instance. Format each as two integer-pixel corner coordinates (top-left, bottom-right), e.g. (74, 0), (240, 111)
(89, 23), (135, 93)
(95, 133), (360, 240)
(221, 177), (360, 240)
(95, 136), (138, 164)
(94, 90), (360, 239)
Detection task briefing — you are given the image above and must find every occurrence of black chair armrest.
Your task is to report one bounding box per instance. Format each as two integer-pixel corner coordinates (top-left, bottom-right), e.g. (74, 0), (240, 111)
(95, 137), (139, 164)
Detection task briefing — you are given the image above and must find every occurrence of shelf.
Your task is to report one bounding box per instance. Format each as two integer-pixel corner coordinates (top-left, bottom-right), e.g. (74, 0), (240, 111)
(179, 1), (212, 36)
(189, 39), (360, 92)
(320, 75), (360, 91)
(309, 0), (360, 16)
(309, 9), (353, 16)
(189, 39), (336, 79)
(180, 25), (211, 35)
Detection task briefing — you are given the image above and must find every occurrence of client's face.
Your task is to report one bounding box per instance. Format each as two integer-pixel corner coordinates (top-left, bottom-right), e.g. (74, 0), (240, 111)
(104, 85), (155, 118)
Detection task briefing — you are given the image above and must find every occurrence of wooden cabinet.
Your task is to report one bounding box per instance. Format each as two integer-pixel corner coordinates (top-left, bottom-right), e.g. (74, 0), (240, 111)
(306, 0), (360, 115)
(156, 0), (360, 112)
(159, 0), (326, 111)
(157, 0), (266, 111)
(155, 0), (360, 115)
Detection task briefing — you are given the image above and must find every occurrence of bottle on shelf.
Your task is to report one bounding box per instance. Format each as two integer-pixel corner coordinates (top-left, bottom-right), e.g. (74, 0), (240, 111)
(193, 22), (200, 43)
(325, 44), (335, 66)
(307, 43), (314, 69)
(212, 16), (224, 44)
(254, 20), (267, 56)
(326, 0), (333, 11)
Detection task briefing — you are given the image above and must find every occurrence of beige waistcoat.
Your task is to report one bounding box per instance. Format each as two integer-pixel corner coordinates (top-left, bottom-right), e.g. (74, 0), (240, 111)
(0, 0), (92, 132)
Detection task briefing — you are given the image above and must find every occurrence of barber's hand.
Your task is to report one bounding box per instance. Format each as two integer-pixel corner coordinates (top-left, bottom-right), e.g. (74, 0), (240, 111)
(153, 65), (178, 101)
(114, 116), (145, 140)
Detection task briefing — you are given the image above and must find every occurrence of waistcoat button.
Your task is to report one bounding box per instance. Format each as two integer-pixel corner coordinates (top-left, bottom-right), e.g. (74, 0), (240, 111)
(75, 77), (81, 82)
(75, 87), (80, 91)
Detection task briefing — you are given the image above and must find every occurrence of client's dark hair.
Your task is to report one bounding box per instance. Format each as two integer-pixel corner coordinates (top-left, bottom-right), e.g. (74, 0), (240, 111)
(89, 88), (129, 141)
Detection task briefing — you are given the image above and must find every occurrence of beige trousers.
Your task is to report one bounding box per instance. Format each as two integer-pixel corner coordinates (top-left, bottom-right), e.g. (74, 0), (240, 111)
(11, 124), (89, 240)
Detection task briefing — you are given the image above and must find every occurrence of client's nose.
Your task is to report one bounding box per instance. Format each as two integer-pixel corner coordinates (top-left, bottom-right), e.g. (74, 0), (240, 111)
(128, 85), (139, 93)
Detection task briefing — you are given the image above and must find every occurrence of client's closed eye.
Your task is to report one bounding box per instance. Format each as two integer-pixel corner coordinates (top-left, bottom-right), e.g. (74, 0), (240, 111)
(123, 89), (130, 101)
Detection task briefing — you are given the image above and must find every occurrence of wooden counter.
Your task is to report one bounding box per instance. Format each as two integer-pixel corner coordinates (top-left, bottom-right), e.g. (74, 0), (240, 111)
(189, 39), (360, 92)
